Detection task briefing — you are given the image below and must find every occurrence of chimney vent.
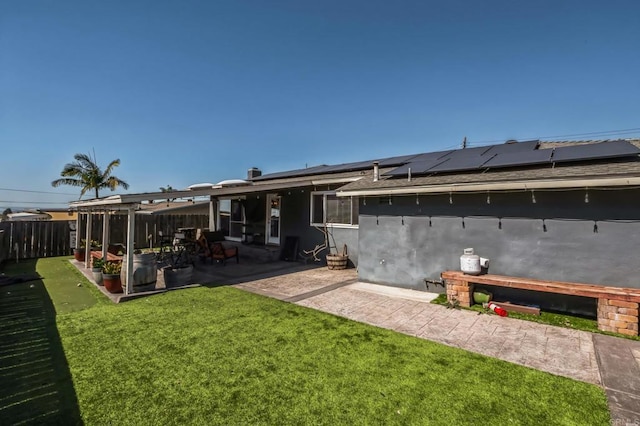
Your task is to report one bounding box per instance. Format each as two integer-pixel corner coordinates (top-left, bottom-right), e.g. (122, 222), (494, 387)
(373, 161), (380, 182)
(248, 167), (262, 180)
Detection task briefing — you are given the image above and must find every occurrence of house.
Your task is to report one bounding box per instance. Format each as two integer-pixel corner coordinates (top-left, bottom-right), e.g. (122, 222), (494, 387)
(70, 139), (640, 302)
(331, 139), (640, 307)
(5, 210), (53, 221)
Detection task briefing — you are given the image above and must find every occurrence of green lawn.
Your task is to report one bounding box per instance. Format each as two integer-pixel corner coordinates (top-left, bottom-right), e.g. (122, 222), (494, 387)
(2, 257), (610, 425)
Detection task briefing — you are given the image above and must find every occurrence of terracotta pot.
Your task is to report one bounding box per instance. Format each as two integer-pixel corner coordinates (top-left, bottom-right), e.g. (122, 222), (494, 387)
(73, 248), (85, 262)
(103, 274), (123, 293)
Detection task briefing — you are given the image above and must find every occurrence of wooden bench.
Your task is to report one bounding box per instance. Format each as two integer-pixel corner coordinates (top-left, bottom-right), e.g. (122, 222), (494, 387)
(441, 271), (640, 336)
(90, 251), (123, 263)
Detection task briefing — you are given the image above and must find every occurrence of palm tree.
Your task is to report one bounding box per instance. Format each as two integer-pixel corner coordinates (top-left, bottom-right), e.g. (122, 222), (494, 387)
(51, 153), (129, 198)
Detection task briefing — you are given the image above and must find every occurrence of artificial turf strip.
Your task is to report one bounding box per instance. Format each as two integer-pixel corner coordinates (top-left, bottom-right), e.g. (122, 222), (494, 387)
(431, 293), (640, 341)
(3, 257), (101, 314)
(56, 286), (610, 425)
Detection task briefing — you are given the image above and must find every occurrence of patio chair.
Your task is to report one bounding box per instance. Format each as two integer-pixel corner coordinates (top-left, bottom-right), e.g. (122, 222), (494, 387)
(196, 234), (239, 265)
(211, 242), (239, 265)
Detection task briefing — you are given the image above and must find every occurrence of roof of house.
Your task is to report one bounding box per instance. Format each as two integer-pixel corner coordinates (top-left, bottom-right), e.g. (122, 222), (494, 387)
(137, 201), (210, 215)
(70, 138), (640, 209)
(249, 139), (640, 195)
(336, 139), (640, 195)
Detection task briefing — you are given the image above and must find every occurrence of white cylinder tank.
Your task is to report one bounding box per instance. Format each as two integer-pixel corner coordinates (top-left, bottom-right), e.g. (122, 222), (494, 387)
(460, 248), (481, 275)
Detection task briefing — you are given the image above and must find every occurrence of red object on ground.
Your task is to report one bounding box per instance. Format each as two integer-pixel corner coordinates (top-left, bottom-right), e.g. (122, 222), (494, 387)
(488, 302), (508, 317)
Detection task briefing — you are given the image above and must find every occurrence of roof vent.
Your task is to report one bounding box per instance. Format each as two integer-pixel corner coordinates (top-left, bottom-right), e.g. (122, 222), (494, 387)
(505, 139), (519, 144)
(248, 167), (262, 179)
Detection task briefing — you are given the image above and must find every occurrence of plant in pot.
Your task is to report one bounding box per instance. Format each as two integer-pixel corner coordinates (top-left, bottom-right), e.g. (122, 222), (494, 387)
(91, 257), (105, 285)
(302, 225), (349, 270)
(74, 239), (102, 261)
(102, 261), (123, 293)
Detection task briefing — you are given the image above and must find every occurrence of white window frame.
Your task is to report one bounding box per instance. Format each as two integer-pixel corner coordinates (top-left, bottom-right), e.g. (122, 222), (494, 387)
(218, 198), (245, 242)
(310, 191), (359, 229)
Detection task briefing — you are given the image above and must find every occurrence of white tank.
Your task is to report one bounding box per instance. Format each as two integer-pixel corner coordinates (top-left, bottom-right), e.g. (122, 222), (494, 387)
(460, 248), (481, 275)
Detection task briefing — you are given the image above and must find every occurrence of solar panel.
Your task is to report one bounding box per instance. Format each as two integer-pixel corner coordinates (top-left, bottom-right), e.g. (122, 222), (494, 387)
(377, 154), (422, 166)
(482, 149), (553, 169)
(426, 154), (487, 172)
(552, 140), (640, 163)
(252, 164), (330, 181)
(384, 159), (447, 176)
(482, 140), (539, 156)
(409, 150), (454, 162)
(319, 160), (373, 173)
(384, 143), (540, 176)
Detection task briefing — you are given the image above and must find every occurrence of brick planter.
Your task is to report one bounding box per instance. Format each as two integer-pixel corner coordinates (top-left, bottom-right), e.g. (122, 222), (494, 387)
(597, 299), (639, 336)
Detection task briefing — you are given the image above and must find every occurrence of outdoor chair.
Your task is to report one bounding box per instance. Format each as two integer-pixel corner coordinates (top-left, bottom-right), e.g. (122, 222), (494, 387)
(210, 242), (239, 265)
(196, 234), (239, 265)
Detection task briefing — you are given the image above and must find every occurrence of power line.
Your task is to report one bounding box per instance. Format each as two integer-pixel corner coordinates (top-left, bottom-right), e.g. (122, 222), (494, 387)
(0, 200), (71, 205)
(0, 187), (80, 196)
(466, 127), (640, 146)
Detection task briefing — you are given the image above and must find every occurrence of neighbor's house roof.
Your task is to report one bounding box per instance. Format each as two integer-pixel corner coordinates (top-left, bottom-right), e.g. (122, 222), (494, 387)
(6, 211), (53, 221)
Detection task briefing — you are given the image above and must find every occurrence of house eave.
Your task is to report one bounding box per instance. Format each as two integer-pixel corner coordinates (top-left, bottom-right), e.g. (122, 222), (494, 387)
(311, 176), (363, 185)
(336, 176), (640, 197)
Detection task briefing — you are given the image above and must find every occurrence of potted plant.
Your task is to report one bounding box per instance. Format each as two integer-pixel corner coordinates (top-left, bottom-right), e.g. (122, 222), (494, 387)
(326, 244), (349, 270)
(74, 239), (102, 261)
(102, 261), (123, 293)
(91, 257), (104, 285)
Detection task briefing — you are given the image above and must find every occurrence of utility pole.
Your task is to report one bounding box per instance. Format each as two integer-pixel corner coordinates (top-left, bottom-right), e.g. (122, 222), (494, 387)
(462, 136), (467, 149)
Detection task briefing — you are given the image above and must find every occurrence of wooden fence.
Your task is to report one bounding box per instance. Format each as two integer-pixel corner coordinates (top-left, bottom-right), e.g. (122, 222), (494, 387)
(0, 214), (209, 262)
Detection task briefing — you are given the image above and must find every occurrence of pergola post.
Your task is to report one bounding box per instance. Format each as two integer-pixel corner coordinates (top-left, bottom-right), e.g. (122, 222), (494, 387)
(101, 210), (110, 261)
(125, 206), (136, 295)
(209, 197), (217, 231)
(75, 214), (81, 250)
(84, 210), (93, 268)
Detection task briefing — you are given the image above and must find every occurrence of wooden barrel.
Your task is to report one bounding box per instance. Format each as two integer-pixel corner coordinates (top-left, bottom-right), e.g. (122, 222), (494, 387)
(121, 253), (158, 289)
(326, 254), (348, 270)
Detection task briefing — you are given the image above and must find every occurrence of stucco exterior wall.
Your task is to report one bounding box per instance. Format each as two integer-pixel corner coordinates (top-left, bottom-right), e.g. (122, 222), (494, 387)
(358, 189), (640, 291)
(281, 190), (359, 266)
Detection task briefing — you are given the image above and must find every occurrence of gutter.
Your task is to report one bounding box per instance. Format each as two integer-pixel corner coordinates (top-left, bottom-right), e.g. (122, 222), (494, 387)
(311, 176), (363, 185)
(336, 176), (640, 197)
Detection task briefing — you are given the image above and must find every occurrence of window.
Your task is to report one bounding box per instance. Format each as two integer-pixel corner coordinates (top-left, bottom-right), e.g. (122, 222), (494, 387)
(311, 192), (359, 227)
(219, 199), (244, 240)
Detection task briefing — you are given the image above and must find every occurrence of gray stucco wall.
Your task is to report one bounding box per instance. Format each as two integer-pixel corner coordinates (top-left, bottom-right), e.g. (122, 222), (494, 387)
(358, 189), (640, 291)
(281, 190), (359, 266)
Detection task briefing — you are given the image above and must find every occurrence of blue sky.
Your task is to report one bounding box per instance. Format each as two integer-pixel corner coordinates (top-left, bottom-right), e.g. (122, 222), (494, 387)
(1, 0), (639, 208)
